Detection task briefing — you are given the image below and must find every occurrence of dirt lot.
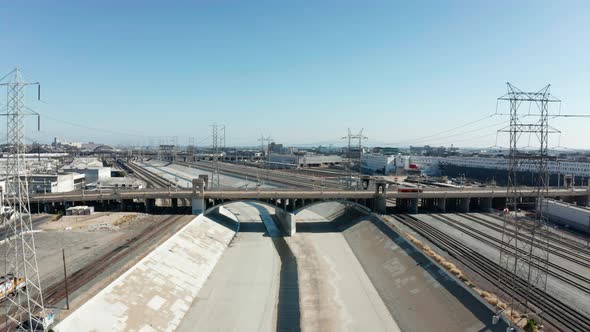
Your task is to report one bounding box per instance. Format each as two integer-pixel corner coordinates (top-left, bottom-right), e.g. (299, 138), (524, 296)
(0, 212), (193, 325)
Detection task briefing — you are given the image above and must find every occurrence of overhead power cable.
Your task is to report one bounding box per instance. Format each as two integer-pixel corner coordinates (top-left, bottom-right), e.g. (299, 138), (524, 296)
(385, 113), (497, 145)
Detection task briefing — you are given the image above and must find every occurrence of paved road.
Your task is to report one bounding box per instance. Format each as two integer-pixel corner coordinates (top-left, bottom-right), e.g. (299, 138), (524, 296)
(176, 203), (281, 332)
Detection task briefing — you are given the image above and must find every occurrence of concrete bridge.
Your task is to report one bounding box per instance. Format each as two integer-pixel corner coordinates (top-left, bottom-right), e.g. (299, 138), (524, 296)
(24, 179), (590, 217)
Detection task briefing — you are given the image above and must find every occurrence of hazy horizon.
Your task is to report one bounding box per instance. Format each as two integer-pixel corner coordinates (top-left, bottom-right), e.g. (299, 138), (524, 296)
(1, 1), (589, 149)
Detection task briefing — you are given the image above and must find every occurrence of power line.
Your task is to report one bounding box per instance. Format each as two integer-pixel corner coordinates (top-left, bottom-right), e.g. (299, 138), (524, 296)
(384, 113), (498, 145)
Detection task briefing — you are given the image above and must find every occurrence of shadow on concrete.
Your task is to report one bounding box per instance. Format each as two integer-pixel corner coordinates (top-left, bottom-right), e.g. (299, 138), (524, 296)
(294, 221), (337, 233)
(203, 212), (239, 233)
(241, 202), (301, 332)
(294, 207), (369, 234)
(271, 237), (301, 332)
(237, 222), (268, 233)
(340, 214), (510, 332)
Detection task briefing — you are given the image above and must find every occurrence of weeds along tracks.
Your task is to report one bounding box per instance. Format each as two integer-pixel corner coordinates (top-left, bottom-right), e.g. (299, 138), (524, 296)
(388, 214), (590, 332)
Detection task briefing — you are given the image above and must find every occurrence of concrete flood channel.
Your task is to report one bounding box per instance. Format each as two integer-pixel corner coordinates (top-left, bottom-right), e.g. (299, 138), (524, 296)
(177, 201), (505, 332)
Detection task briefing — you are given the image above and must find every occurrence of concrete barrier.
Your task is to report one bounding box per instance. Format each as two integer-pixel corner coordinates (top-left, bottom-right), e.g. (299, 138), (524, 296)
(275, 209), (296, 236)
(55, 214), (236, 332)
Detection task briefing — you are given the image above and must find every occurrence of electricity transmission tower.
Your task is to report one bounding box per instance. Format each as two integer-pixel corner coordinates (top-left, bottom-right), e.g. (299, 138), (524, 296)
(342, 129), (367, 190)
(188, 136), (195, 162)
(258, 135), (273, 185)
(496, 83), (560, 329)
(172, 135), (178, 162)
(211, 123), (225, 189)
(0, 69), (46, 331)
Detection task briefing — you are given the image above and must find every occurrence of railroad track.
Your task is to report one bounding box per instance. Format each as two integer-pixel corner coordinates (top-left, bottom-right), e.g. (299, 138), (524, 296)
(485, 213), (590, 255)
(389, 214), (590, 332)
(429, 214), (590, 295)
(43, 215), (187, 307)
(177, 160), (346, 189)
(123, 161), (171, 188)
(456, 213), (590, 268)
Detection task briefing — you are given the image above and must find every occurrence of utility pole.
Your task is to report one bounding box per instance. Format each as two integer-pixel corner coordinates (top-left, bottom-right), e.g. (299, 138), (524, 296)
(342, 129), (367, 190)
(210, 123), (226, 189)
(0, 69), (47, 331)
(172, 136), (178, 163)
(188, 136), (195, 162)
(257, 134), (273, 184)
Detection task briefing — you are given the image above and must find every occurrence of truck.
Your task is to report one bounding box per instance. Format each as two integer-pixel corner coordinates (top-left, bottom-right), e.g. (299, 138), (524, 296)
(0, 273), (26, 302)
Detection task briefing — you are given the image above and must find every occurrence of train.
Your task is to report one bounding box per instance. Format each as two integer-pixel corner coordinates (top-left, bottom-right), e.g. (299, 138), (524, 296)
(0, 273), (26, 301)
(398, 187), (423, 193)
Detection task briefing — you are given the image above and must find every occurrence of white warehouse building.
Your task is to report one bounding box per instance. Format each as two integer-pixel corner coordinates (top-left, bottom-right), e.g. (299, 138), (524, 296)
(361, 153), (402, 174)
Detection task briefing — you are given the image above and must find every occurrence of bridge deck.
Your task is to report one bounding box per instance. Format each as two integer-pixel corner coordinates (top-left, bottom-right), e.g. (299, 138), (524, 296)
(20, 187), (590, 203)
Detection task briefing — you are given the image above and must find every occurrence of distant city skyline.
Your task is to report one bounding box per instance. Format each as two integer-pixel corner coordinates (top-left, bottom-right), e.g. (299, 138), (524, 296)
(1, 1), (589, 148)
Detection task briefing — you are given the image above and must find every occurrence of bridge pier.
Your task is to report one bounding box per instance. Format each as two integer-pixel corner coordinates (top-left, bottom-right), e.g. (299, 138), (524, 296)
(192, 198), (205, 215)
(374, 180), (387, 214)
(574, 195), (590, 207)
(436, 198), (446, 213)
(422, 198), (435, 211)
(171, 198), (178, 209)
(120, 199), (133, 212)
(396, 198), (418, 214)
(275, 209), (296, 236)
(480, 197), (493, 212)
(145, 198), (156, 213)
(459, 197), (470, 213)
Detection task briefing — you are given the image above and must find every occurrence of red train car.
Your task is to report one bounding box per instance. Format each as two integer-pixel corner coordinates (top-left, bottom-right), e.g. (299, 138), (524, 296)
(398, 187), (423, 193)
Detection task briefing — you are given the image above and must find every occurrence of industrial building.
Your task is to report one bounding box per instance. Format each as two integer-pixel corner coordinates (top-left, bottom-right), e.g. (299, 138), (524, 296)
(61, 157), (111, 184)
(93, 177), (146, 190)
(29, 173), (86, 193)
(361, 153), (397, 174)
(268, 153), (343, 168)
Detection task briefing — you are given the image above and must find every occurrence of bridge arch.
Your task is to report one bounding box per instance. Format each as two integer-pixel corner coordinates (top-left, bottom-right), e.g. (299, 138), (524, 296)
(201, 198), (373, 236)
(293, 199), (371, 215)
(202, 197), (374, 215)
(203, 199), (288, 216)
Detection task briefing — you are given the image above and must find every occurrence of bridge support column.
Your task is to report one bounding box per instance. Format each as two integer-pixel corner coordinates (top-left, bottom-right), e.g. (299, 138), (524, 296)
(192, 197), (205, 215)
(374, 180), (387, 214)
(436, 198), (446, 213)
(120, 199), (133, 212)
(460, 197), (470, 213)
(574, 195), (590, 207)
(375, 196), (387, 214)
(275, 209), (296, 236)
(145, 199), (155, 214)
(409, 198), (418, 214)
(422, 198), (435, 211)
(480, 197), (493, 212)
(492, 197), (506, 210)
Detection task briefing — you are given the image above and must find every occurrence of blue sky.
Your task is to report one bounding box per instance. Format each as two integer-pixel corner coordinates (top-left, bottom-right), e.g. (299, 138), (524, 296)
(1, 0), (589, 148)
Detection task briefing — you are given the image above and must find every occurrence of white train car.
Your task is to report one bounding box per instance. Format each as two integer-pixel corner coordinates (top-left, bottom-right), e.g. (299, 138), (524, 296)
(542, 199), (590, 234)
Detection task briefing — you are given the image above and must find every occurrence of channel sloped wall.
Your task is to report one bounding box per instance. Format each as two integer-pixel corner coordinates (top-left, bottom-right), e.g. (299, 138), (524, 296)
(55, 213), (236, 332)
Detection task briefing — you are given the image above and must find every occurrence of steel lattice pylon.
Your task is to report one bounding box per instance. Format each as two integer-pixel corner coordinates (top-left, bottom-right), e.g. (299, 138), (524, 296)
(210, 123), (225, 189)
(1, 69), (45, 331)
(341, 129), (367, 190)
(496, 83), (560, 329)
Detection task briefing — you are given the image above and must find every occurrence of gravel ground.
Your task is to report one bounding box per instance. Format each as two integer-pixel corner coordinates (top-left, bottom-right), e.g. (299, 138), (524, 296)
(1, 213), (192, 323)
(410, 213), (590, 318)
(141, 159), (280, 189)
